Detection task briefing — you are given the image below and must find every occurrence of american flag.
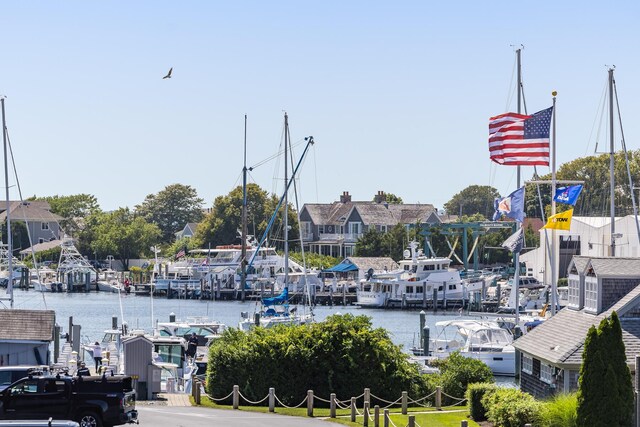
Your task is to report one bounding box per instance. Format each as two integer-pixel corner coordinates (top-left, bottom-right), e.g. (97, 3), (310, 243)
(488, 106), (553, 166)
(175, 249), (186, 259)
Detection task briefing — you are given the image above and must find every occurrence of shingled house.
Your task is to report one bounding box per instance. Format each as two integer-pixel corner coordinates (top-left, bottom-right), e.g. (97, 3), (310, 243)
(0, 309), (55, 366)
(513, 256), (640, 398)
(300, 191), (442, 258)
(0, 201), (62, 244)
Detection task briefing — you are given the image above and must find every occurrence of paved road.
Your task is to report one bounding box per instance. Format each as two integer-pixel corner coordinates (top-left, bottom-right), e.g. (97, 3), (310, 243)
(137, 405), (343, 426)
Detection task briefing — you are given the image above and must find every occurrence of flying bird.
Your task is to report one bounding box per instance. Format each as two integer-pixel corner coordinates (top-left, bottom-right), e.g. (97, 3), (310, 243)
(162, 67), (173, 79)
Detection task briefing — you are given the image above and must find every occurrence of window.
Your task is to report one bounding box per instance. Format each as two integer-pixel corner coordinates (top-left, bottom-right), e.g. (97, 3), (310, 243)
(568, 277), (581, 308)
(318, 225), (324, 234)
(540, 363), (554, 384)
(522, 355), (533, 374)
(406, 286), (414, 294)
(349, 222), (361, 235)
(584, 277), (598, 312)
(41, 222), (50, 230)
(301, 222), (311, 235)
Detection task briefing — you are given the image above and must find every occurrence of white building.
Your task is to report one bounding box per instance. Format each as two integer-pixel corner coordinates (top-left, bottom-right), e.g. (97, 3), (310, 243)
(520, 215), (640, 284)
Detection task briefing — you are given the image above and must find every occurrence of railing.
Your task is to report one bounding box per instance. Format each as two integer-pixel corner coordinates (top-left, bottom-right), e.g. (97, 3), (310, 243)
(316, 233), (362, 242)
(195, 383), (468, 426)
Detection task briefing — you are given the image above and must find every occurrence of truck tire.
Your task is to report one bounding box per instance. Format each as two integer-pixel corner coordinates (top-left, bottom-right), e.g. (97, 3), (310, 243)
(78, 411), (103, 427)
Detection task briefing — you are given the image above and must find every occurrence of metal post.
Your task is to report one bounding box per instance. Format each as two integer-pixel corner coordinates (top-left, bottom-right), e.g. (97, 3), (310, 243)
(436, 386), (442, 410)
(350, 397), (356, 422)
(401, 391), (407, 415)
(232, 385), (239, 409)
(330, 393), (336, 418)
(269, 387), (275, 412)
(307, 390), (313, 417)
(433, 289), (438, 313)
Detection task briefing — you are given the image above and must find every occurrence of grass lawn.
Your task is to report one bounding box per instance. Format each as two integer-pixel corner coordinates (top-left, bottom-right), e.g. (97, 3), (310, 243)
(194, 396), (480, 427)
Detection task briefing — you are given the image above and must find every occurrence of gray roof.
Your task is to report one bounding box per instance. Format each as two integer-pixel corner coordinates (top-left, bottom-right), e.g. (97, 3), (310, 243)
(303, 202), (437, 226)
(0, 309), (55, 341)
(344, 257), (399, 272)
(513, 282), (640, 368)
(19, 239), (61, 255)
(568, 256), (591, 275)
(0, 201), (63, 223)
(588, 257), (640, 278)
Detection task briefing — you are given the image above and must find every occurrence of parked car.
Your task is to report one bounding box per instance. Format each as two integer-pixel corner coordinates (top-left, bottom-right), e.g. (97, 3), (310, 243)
(0, 366), (49, 393)
(0, 374), (137, 427)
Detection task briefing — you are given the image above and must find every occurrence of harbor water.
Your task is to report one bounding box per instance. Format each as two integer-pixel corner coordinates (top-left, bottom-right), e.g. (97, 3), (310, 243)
(8, 289), (516, 385)
(9, 289), (462, 352)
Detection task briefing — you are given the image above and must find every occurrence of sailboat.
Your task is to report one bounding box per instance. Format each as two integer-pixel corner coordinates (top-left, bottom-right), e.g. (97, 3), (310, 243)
(238, 113), (315, 330)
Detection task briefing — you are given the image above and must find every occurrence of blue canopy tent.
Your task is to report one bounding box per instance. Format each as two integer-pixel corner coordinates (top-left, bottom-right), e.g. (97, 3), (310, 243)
(322, 262), (358, 273)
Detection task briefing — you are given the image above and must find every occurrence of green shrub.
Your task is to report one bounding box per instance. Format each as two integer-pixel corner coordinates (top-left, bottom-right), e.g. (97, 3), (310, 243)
(483, 388), (541, 427)
(539, 392), (577, 427)
(205, 314), (431, 406)
(429, 352), (494, 405)
(467, 382), (498, 421)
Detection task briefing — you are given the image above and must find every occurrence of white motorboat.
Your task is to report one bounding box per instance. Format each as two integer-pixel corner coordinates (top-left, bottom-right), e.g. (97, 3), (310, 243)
(30, 266), (64, 292)
(429, 319), (515, 376)
(356, 242), (465, 308)
(96, 269), (125, 293)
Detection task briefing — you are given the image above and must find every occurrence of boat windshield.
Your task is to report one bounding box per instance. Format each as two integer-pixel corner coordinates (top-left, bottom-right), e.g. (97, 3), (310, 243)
(467, 328), (512, 348)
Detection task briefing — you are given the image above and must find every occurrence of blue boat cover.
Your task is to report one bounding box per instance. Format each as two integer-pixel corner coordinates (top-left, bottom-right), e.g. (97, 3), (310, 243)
(323, 262), (358, 273)
(262, 287), (289, 305)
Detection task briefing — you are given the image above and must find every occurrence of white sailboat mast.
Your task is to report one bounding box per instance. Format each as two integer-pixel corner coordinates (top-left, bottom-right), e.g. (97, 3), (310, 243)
(609, 68), (616, 256)
(284, 113), (289, 287)
(1, 98), (12, 308)
(241, 115), (248, 301)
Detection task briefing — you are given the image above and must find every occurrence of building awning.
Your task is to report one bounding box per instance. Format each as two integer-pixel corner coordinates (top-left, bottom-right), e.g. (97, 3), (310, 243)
(323, 262), (358, 273)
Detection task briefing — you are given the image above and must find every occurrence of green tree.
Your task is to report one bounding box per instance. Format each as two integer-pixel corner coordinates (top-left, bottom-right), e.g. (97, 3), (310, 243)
(89, 208), (161, 270)
(577, 311), (633, 427)
(135, 184), (204, 244)
(35, 194), (100, 237)
(372, 192), (403, 204)
(206, 314), (430, 405)
(195, 183), (299, 251)
(444, 185), (500, 219)
(355, 228), (385, 257)
(527, 151), (640, 218)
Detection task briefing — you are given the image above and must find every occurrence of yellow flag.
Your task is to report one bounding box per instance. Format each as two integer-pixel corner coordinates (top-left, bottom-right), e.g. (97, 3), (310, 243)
(543, 208), (573, 230)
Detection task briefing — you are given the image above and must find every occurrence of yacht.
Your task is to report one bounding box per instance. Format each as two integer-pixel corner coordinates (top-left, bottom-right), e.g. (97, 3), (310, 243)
(356, 242), (465, 308)
(429, 319), (515, 376)
(238, 287), (313, 331)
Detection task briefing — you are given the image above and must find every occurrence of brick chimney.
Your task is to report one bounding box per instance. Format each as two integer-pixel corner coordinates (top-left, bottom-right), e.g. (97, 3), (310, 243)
(374, 190), (387, 204)
(340, 191), (352, 203)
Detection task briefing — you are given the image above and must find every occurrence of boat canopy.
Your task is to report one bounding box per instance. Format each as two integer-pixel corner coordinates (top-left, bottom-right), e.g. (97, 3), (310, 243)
(323, 262), (358, 273)
(262, 287), (289, 305)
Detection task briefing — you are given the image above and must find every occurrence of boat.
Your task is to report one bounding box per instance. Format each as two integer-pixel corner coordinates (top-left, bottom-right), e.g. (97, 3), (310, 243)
(56, 237), (97, 292)
(30, 266), (63, 292)
(238, 287), (313, 331)
(356, 241), (465, 308)
(96, 269), (126, 293)
(428, 319), (516, 376)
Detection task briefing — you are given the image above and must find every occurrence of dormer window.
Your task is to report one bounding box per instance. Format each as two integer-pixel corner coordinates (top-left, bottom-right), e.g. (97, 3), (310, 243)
(41, 222), (50, 230)
(584, 276), (598, 313)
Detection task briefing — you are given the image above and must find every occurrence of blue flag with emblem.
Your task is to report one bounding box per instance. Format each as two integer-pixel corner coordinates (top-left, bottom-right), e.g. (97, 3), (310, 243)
(492, 186), (525, 223)
(554, 184), (583, 206)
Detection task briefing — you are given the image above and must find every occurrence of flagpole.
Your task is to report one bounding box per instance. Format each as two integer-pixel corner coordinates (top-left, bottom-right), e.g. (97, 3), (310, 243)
(514, 47), (522, 330)
(551, 92), (558, 316)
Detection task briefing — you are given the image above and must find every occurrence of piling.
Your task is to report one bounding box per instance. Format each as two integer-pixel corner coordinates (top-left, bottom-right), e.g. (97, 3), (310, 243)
(408, 415), (415, 427)
(433, 289), (438, 313)
(269, 388), (275, 412)
(364, 387), (370, 404)
(383, 409), (389, 427)
(363, 401), (369, 426)
(436, 386), (442, 410)
(374, 405), (380, 427)
(329, 393), (336, 418)
(401, 391), (407, 415)
(350, 397), (356, 422)
(307, 390), (313, 417)
(423, 325), (430, 356)
(232, 385), (239, 409)
(461, 421), (468, 427)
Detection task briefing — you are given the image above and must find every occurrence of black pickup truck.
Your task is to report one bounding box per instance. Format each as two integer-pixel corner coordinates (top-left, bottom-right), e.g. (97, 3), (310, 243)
(0, 375), (137, 427)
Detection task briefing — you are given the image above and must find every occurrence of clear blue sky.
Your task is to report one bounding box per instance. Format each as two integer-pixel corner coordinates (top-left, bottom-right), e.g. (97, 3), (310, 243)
(1, 1), (639, 212)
